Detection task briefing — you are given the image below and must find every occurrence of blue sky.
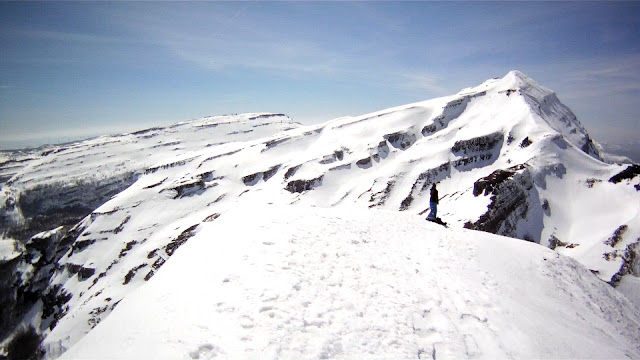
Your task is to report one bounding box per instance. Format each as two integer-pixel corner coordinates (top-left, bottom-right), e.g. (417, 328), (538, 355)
(1, 1), (639, 149)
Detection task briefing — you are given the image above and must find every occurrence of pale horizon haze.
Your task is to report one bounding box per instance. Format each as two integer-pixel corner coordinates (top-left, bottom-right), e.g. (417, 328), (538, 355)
(1, 2), (639, 156)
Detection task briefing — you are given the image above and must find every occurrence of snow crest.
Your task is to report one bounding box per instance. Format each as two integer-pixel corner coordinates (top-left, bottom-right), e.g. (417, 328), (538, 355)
(59, 205), (640, 360)
(1, 72), (639, 359)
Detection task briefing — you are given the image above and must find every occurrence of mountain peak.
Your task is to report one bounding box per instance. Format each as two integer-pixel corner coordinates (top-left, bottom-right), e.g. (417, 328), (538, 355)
(505, 69), (532, 83)
(459, 70), (552, 99)
(2, 72), (638, 360)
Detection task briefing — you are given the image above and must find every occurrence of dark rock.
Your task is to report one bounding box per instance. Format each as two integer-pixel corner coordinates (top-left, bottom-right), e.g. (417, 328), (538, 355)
(422, 92), (486, 136)
(242, 173), (262, 186)
(451, 154), (495, 170)
(384, 131), (417, 150)
(206, 194), (226, 207)
(6, 325), (43, 360)
(143, 177), (168, 189)
(123, 264), (148, 285)
(520, 137), (532, 148)
(542, 199), (550, 216)
(465, 167), (536, 238)
(198, 171), (215, 182)
(70, 239), (97, 255)
(262, 165), (281, 181)
(248, 113), (286, 120)
(88, 304), (109, 329)
(0, 256), (22, 342)
(165, 224), (199, 257)
(473, 170), (514, 196)
(42, 284), (72, 330)
(329, 164), (351, 171)
(1, 222), (86, 343)
(377, 141), (390, 159)
(169, 178), (207, 198)
(473, 165), (526, 196)
(67, 264), (95, 281)
(264, 137), (290, 150)
(5, 177), (114, 241)
(548, 235), (567, 250)
(285, 176), (324, 193)
(152, 257), (166, 270)
(585, 178), (602, 188)
(608, 238), (640, 287)
(118, 240), (138, 258)
(144, 270), (155, 282)
(198, 149), (241, 168)
(400, 194), (414, 211)
(203, 213), (221, 222)
(227, 129), (253, 136)
(284, 165), (301, 180)
(452, 132), (503, 156)
(609, 164), (640, 184)
(580, 135), (602, 160)
(356, 157), (372, 169)
(369, 180), (395, 208)
(131, 126), (165, 136)
(604, 225), (628, 248)
(421, 124), (437, 136)
(97, 215), (130, 234)
(150, 141), (181, 149)
(145, 157), (197, 175)
(319, 154), (338, 165)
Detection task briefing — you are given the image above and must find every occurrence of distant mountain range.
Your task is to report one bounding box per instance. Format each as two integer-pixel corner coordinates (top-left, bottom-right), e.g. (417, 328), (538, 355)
(598, 139), (640, 164)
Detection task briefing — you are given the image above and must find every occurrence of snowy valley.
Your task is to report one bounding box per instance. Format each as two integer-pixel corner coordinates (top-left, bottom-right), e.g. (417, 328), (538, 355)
(1, 71), (639, 359)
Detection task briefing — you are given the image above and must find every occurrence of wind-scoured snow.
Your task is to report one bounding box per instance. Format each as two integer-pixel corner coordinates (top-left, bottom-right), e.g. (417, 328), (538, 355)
(0, 113), (298, 234)
(1, 71), (639, 359)
(59, 205), (640, 360)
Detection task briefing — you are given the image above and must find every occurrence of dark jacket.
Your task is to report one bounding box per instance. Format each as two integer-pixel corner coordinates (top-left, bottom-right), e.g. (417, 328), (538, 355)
(430, 187), (439, 204)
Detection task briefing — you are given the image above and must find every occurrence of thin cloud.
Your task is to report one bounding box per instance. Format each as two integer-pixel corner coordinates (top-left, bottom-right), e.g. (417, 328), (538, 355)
(395, 72), (448, 95)
(548, 54), (640, 99)
(16, 28), (144, 45)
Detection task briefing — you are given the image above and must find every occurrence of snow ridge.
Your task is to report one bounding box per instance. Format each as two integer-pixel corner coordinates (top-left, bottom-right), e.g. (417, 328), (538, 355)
(1, 71), (639, 359)
(58, 205), (640, 360)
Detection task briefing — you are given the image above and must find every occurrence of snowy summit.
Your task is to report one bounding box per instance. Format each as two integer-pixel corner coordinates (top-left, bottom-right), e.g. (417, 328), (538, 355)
(0, 71), (639, 359)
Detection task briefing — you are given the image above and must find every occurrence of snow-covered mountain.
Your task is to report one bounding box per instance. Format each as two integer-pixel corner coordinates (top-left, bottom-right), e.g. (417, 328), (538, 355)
(1, 70), (639, 359)
(59, 205), (640, 359)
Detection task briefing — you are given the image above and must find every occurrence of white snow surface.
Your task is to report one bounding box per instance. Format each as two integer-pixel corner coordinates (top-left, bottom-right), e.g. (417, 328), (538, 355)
(2, 71), (639, 358)
(0, 239), (19, 261)
(60, 205), (640, 360)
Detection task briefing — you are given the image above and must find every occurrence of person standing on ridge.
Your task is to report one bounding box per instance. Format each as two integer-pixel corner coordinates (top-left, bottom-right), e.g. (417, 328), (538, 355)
(427, 183), (439, 220)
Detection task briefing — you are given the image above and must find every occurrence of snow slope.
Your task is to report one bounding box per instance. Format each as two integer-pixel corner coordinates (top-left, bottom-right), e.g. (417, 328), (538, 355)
(59, 205), (640, 360)
(0, 113), (298, 239)
(0, 113), (299, 353)
(1, 71), (639, 359)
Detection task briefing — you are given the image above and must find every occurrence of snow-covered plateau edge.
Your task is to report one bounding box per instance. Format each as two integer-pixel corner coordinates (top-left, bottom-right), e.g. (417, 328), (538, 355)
(58, 204), (640, 360)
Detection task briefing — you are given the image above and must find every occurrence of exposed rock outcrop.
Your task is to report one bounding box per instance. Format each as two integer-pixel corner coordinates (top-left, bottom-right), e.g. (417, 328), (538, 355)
(465, 165), (539, 240)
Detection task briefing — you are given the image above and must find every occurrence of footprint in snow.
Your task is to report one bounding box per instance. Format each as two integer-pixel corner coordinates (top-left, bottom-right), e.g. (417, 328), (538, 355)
(188, 343), (219, 359)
